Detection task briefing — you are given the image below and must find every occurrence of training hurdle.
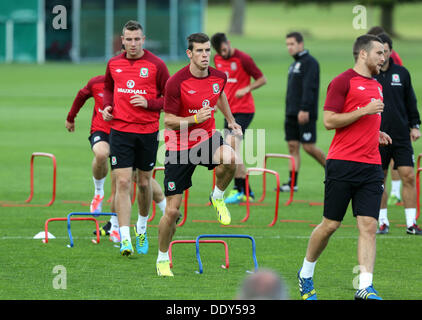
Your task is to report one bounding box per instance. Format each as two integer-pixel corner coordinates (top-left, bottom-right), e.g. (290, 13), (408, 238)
(1, 152), (56, 207)
(149, 166), (189, 227)
(67, 212), (117, 247)
(44, 217), (100, 244)
(244, 168), (280, 226)
(195, 234), (258, 274)
(258, 153), (295, 205)
(169, 240), (229, 269)
(416, 153), (422, 220)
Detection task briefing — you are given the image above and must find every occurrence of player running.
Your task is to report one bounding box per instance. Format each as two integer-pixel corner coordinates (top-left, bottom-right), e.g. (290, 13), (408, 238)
(156, 33), (242, 276)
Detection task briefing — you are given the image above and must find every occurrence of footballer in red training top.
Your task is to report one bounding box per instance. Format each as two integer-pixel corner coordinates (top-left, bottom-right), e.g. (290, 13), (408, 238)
(67, 75), (110, 136)
(163, 64), (227, 151)
(65, 75), (112, 214)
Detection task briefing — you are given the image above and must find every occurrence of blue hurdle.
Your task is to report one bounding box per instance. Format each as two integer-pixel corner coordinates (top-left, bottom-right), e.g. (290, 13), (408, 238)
(195, 234), (258, 274)
(67, 212), (117, 247)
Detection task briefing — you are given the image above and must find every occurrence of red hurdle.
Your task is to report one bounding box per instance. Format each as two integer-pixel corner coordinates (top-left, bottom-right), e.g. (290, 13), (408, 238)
(416, 153), (422, 220)
(259, 153), (295, 205)
(169, 239), (229, 269)
(149, 167), (189, 227)
(27, 152), (56, 206)
(244, 168), (280, 226)
(44, 217), (99, 244)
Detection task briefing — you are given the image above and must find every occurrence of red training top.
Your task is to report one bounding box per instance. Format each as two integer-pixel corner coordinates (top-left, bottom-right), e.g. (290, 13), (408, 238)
(103, 50), (170, 134)
(324, 69), (383, 165)
(164, 65), (227, 151)
(67, 75), (111, 134)
(214, 49), (263, 114)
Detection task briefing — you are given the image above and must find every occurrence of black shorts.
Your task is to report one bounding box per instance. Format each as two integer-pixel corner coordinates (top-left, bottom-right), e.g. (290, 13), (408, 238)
(224, 113), (254, 137)
(380, 138), (414, 170)
(88, 131), (110, 149)
(164, 132), (226, 196)
(323, 159), (384, 222)
(284, 115), (317, 143)
(109, 128), (159, 171)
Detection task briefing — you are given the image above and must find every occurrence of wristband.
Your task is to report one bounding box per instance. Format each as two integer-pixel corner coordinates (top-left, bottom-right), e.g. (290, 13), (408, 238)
(194, 114), (199, 124)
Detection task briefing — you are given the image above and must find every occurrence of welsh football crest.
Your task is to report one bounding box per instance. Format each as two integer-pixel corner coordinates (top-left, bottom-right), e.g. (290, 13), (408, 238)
(111, 156), (117, 165)
(212, 83), (220, 94)
(140, 67), (149, 78)
(392, 74), (400, 83)
(168, 181), (176, 191)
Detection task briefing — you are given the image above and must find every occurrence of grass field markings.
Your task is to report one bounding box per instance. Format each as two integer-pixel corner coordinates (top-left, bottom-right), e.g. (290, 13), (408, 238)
(220, 225), (247, 228)
(1, 234), (417, 241)
(192, 220), (219, 223)
(309, 223), (356, 228)
(61, 200), (89, 206)
(280, 219), (313, 223)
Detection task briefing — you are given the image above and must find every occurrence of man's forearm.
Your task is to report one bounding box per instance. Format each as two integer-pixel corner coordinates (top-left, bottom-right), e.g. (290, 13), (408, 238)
(217, 93), (235, 123)
(164, 113), (196, 130)
(323, 108), (367, 130)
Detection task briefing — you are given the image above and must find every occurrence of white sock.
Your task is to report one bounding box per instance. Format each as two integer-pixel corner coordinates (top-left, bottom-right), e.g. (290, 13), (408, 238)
(157, 198), (166, 214)
(212, 186), (225, 199)
(110, 215), (119, 230)
(136, 214), (149, 234)
(405, 208), (416, 228)
(119, 226), (131, 242)
(157, 250), (169, 262)
(378, 208), (389, 226)
(391, 180), (401, 198)
(359, 272), (373, 290)
(300, 258), (316, 278)
(93, 177), (105, 197)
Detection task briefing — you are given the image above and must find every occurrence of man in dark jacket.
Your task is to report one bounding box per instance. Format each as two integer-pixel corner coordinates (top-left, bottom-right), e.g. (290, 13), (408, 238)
(281, 32), (326, 192)
(375, 33), (422, 235)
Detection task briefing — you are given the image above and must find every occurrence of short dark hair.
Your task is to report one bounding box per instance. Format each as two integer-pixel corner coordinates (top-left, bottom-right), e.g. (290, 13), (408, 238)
(211, 33), (228, 52)
(353, 34), (383, 61)
(122, 20), (143, 35)
(286, 31), (303, 43)
(367, 26), (385, 36)
(377, 32), (393, 50)
(187, 33), (210, 51)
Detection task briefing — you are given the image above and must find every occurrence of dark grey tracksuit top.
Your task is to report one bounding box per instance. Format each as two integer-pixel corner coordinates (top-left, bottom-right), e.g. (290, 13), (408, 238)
(285, 50), (320, 120)
(374, 58), (420, 142)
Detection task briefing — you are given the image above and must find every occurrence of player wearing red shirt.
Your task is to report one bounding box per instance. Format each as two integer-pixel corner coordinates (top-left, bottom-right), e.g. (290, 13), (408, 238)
(211, 33), (267, 204)
(297, 35), (391, 300)
(102, 20), (170, 256)
(156, 33), (242, 277)
(66, 75), (112, 215)
(66, 74), (167, 243)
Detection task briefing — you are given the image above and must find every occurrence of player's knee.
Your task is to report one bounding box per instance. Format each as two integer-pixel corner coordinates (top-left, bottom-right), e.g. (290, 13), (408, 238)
(400, 170), (415, 186)
(302, 143), (315, 154)
(322, 219), (341, 235)
(165, 207), (180, 224)
(117, 176), (132, 191)
(95, 150), (109, 164)
(136, 177), (151, 190)
(357, 216), (377, 235)
(287, 141), (299, 154)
